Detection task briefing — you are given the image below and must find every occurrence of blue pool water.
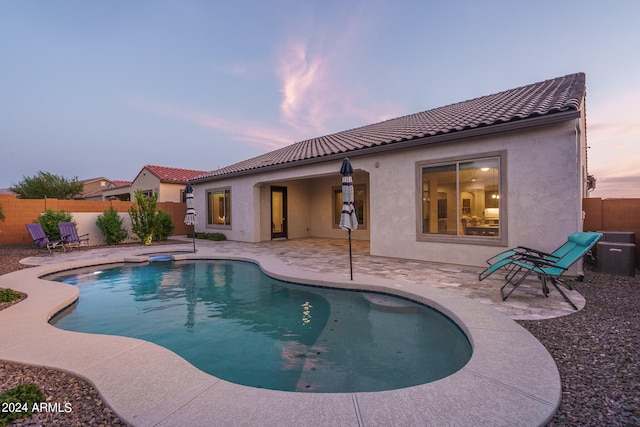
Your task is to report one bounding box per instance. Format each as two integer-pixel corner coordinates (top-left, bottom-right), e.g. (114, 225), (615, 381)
(48, 260), (472, 393)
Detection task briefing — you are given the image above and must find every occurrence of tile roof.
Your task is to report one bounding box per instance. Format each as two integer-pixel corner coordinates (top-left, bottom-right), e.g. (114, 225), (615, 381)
(80, 189), (104, 198)
(109, 180), (133, 188)
(144, 165), (209, 183)
(79, 177), (110, 184)
(194, 73), (585, 182)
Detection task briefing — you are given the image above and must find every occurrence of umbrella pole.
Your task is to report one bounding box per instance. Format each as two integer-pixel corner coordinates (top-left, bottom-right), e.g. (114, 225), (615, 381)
(192, 225), (196, 253)
(348, 229), (353, 280)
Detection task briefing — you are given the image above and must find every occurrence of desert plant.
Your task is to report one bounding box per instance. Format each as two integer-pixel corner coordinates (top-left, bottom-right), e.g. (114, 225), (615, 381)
(128, 191), (177, 245)
(38, 209), (73, 240)
(10, 171), (84, 199)
(129, 191), (157, 245)
(189, 231), (226, 241)
(96, 206), (128, 245)
(154, 210), (174, 241)
(0, 383), (45, 426)
(0, 204), (5, 223)
(0, 288), (22, 303)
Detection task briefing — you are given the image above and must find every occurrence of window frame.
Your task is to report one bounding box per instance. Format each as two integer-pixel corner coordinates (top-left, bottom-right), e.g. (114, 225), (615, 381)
(332, 184), (368, 229)
(415, 151), (507, 246)
(206, 187), (232, 229)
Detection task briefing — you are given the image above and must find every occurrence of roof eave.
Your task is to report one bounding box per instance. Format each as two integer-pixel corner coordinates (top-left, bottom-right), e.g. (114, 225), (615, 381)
(191, 110), (581, 184)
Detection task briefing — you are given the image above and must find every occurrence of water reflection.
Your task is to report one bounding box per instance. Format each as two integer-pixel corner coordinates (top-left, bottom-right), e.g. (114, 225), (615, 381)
(301, 301), (312, 325)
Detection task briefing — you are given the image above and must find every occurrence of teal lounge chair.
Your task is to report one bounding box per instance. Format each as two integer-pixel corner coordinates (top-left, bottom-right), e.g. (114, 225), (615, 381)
(58, 222), (89, 249)
(480, 232), (602, 310)
(479, 231), (598, 281)
(25, 223), (65, 253)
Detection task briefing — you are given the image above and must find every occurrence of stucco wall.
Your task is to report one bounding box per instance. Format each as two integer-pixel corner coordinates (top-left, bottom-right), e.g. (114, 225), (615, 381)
(192, 163), (371, 243)
(255, 180), (312, 240)
(158, 183), (185, 203)
(360, 119), (583, 267)
(307, 173), (370, 240)
(131, 169), (160, 195)
(127, 168), (185, 203)
(194, 176), (256, 242)
(192, 119), (584, 268)
(72, 212), (139, 245)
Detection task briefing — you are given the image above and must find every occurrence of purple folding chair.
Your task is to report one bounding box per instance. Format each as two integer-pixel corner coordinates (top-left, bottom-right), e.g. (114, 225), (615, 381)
(25, 223), (65, 253)
(57, 222), (89, 250)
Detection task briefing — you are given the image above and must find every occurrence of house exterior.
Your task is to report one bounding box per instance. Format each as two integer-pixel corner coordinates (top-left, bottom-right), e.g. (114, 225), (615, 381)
(101, 180), (133, 201)
(190, 73), (590, 267)
(102, 165), (207, 202)
(75, 177), (114, 200)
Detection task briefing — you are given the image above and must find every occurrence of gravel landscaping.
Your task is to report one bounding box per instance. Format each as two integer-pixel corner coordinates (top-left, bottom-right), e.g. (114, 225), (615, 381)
(1, 244), (638, 426)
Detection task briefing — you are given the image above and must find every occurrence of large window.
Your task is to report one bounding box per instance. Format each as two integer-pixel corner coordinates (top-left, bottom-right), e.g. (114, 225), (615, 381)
(420, 156), (502, 240)
(207, 188), (231, 227)
(333, 184), (367, 228)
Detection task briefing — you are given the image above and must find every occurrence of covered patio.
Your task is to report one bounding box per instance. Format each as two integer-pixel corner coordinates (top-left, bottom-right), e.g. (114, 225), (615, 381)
(249, 170), (371, 243)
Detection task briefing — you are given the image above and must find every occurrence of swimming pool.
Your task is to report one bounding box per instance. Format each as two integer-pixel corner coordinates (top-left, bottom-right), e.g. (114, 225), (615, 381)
(48, 259), (472, 393)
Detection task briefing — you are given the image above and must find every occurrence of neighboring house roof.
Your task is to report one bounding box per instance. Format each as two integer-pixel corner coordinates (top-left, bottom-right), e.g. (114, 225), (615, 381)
(193, 72), (586, 183)
(79, 177), (111, 185)
(75, 177), (113, 199)
(109, 180), (133, 189)
(138, 165), (209, 184)
(82, 189), (105, 199)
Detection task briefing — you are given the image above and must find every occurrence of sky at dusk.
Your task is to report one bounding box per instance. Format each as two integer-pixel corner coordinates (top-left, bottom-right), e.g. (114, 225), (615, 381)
(1, 1), (639, 198)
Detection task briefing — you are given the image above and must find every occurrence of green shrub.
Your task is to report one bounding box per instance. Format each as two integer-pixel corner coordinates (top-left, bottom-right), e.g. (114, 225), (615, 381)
(189, 231), (226, 241)
(154, 210), (174, 241)
(0, 383), (45, 426)
(0, 288), (22, 303)
(96, 206), (128, 245)
(38, 209), (73, 240)
(129, 191), (158, 245)
(128, 191), (175, 244)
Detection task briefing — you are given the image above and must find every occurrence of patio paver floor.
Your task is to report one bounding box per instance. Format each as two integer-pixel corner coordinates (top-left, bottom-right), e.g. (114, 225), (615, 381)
(22, 236), (585, 321)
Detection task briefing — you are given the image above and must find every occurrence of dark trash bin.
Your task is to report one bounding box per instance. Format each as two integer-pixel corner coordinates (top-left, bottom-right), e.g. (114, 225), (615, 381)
(597, 231), (635, 244)
(596, 231), (636, 277)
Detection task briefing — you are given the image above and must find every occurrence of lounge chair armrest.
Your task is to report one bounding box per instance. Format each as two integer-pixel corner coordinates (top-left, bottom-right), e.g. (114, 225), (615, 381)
(519, 254), (567, 270)
(513, 246), (556, 259)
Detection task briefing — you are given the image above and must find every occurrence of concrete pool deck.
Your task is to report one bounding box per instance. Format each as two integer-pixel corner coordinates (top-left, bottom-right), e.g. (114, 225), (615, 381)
(0, 238), (570, 426)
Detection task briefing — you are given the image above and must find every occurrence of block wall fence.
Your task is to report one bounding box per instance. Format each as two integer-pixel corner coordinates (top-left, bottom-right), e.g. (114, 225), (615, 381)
(0, 194), (638, 266)
(583, 197), (640, 267)
(0, 194), (190, 246)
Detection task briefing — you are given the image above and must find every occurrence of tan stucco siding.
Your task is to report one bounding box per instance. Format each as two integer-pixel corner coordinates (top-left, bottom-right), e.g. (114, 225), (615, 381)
(192, 118), (585, 268)
(362, 120), (583, 267)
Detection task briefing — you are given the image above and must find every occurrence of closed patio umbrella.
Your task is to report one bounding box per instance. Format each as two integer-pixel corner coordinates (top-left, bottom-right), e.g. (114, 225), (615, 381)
(339, 158), (358, 280)
(184, 183), (197, 253)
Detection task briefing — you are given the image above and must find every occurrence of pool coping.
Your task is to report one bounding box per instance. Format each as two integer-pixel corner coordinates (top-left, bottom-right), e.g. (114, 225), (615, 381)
(0, 247), (560, 426)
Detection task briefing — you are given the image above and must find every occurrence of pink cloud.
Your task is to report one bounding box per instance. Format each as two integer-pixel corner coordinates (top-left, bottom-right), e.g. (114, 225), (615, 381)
(277, 42), (323, 126)
(274, 38), (403, 139)
(589, 118), (640, 142)
(125, 97), (296, 151)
